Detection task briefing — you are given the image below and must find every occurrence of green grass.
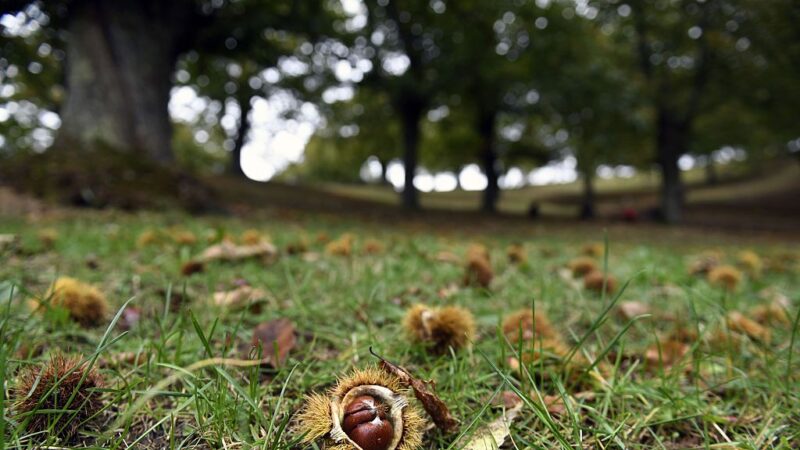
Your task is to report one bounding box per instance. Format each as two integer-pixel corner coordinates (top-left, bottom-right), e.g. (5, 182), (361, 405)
(0, 210), (798, 449)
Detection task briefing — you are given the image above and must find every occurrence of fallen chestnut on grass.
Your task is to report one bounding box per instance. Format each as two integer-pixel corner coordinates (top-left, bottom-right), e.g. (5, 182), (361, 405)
(295, 367), (425, 450)
(343, 395), (394, 450)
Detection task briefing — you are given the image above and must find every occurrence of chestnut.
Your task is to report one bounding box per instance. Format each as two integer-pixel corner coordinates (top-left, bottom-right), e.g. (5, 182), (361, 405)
(342, 395), (394, 450)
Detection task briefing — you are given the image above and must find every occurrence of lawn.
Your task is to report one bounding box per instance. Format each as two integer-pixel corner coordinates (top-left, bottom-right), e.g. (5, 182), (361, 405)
(0, 209), (798, 449)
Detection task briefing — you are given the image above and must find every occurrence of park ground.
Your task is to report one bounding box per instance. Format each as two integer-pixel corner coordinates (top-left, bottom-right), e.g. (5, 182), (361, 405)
(0, 168), (798, 449)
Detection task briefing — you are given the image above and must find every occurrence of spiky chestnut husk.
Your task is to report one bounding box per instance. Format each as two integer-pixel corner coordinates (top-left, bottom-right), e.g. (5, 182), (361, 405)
(737, 250), (763, 276)
(296, 367), (426, 450)
(326, 234), (354, 257)
(581, 243), (604, 257)
(240, 229), (268, 245)
(687, 250), (723, 276)
(170, 229), (197, 246)
(28, 277), (109, 327)
(502, 309), (556, 344)
(506, 243), (527, 265)
(583, 270), (618, 294)
(707, 265), (742, 291)
(466, 243), (490, 263)
(38, 228), (59, 248)
(136, 229), (160, 248)
(404, 304), (476, 352)
(13, 353), (104, 441)
(363, 239), (385, 255)
(567, 257), (597, 277)
(463, 255), (493, 288)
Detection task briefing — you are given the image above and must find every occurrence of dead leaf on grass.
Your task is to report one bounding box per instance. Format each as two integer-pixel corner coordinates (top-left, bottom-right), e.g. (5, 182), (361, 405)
(371, 347), (459, 433)
(213, 285), (268, 309)
(462, 390), (523, 450)
(645, 339), (690, 371)
(197, 241), (278, 264)
(617, 301), (651, 321)
(248, 318), (296, 367)
(726, 311), (771, 343)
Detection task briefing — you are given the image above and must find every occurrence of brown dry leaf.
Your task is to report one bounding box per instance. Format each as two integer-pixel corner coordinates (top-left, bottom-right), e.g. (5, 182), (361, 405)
(617, 301), (650, 320)
(213, 285), (268, 309)
(645, 339), (690, 371)
(372, 348), (459, 433)
(197, 241), (278, 264)
(0, 234), (19, 251)
(117, 306), (142, 331)
(534, 393), (570, 416)
(249, 318), (296, 367)
(99, 351), (150, 368)
(181, 260), (205, 276)
(463, 391), (523, 450)
(301, 251), (321, 262)
(750, 302), (790, 326)
(434, 250), (461, 264)
(726, 311), (771, 343)
(437, 282), (460, 299)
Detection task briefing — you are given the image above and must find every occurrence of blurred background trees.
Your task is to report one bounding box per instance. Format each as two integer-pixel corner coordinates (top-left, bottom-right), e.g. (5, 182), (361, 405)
(0, 0), (797, 220)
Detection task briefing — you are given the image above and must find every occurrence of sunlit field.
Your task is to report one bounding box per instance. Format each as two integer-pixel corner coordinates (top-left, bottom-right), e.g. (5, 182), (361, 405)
(1, 209), (798, 449)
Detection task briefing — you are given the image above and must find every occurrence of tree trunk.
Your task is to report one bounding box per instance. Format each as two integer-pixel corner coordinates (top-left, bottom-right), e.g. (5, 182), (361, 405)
(705, 158), (718, 185)
(378, 157), (390, 185)
(230, 95), (252, 177)
(656, 110), (688, 224)
(477, 110), (499, 213)
(400, 103), (423, 210)
(580, 169), (595, 220)
(53, 0), (188, 163)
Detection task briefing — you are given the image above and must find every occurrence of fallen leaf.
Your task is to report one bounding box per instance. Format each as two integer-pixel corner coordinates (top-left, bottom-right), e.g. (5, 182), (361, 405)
(181, 260), (205, 276)
(437, 282), (460, 299)
(117, 306), (142, 331)
(645, 339), (690, 371)
(726, 311), (771, 342)
(301, 251), (321, 262)
(434, 251), (460, 264)
(213, 285), (268, 309)
(371, 348), (459, 433)
(197, 241), (278, 264)
(249, 318), (296, 367)
(617, 301), (650, 320)
(0, 234), (19, 251)
(99, 351), (150, 368)
(462, 392), (523, 450)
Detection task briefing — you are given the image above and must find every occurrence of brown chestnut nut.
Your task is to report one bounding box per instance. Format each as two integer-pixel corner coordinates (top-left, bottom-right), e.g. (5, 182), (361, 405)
(342, 395), (393, 450)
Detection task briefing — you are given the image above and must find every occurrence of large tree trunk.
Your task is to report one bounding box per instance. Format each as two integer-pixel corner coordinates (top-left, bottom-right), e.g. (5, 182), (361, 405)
(54, 0), (188, 162)
(399, 101), (423, 210)
(579, 168), (595, 220)
(478, 110), (499, 213)
(656, 110), (688, 224)
(230, 95), (252, 177)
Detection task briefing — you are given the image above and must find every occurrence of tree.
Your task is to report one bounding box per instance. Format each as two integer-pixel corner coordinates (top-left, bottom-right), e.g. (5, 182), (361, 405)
(1, 0), (332, 170)
(355, 0), (457, 209)
(590, 0), (762, 223)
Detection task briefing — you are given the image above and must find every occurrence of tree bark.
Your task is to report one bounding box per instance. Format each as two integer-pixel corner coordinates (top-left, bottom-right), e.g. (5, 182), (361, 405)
(477, 110), (499, 213)
(230, 95), (252, 177)
(579, 168), (595, 220)
(378, 157), (390, 185)
(399, 101), (423, 210)
(53, 0), (190, 163)
(656, 110), (688, 224)
(705, 158), (718, 185)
